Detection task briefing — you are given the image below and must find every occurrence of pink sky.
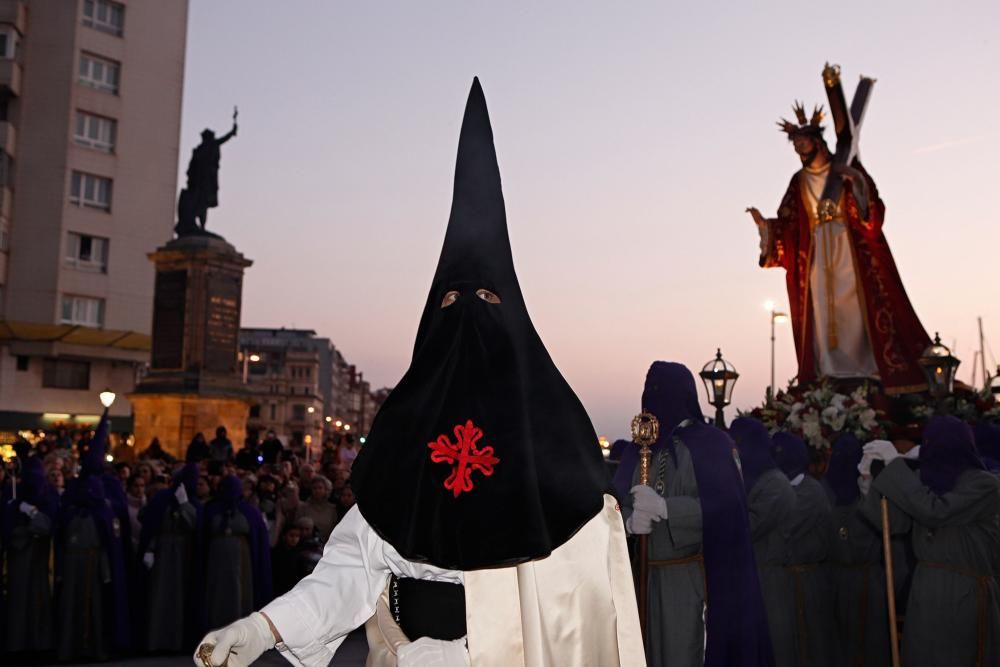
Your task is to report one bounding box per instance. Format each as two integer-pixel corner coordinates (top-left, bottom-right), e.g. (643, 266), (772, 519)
(180, 1), (1000, 439)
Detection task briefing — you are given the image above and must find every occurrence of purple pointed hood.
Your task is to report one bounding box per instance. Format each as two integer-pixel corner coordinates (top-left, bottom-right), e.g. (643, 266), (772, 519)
(772, 431), (809, 480)
(825, 432), (862, 506)
(613, 362), (704, 499)
(729, 417), (775, 494)
(920, 415), (985, 495)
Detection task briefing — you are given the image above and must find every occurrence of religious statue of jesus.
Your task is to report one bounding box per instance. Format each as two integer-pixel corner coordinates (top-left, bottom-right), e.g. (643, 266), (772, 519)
(746, 67), (931, 394)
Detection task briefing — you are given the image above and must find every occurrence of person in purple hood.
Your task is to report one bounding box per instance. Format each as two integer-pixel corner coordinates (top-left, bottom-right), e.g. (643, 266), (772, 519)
(200, 474), (272, 633)
(614, 361), (775, 667)
(54, 411), (131, 662)
(3, 457), (59, 657)
(822, 432), (892, 667)
(865, 415), (1000, 667)
(771, 431), (835, 667)
(730, 417), (796, 667)
(138, 463), (203, 652)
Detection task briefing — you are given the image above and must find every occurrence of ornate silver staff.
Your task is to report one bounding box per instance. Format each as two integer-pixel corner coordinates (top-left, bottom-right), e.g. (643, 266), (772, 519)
(630, 409), (659, 644)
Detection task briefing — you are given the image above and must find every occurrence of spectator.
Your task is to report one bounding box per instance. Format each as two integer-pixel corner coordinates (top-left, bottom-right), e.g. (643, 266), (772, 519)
(296, 476), (338, 544)
(195, 474), (213, 503)
(260, 430), (284, 465)
(185, 432), (210, 463)
(126, 474), (147, 551)
(47, 466), (66, 495)
(235, 437), (262, 471)
(141, 437), (177, 464)
(297, 463), (316, 501)
(114, 462), (131, 485)
(271, 524), (304, 597)
(209, 426), (233, 463)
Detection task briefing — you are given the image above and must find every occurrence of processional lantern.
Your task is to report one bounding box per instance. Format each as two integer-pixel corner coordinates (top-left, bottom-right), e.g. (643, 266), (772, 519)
(918, 333), (961, 400)
(699, 349), (739, 428)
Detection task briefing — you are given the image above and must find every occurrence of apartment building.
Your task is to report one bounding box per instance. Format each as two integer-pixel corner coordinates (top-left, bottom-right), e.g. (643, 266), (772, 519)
(0, 0), (188, 435)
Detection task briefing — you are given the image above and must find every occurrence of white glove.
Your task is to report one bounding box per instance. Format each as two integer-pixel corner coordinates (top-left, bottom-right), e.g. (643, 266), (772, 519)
(175, 483), (189, 505)
(858, 475), (871, 497)
(193, 612), (274, 667)
(18, 501), (38, 518)
(397, 637), (470, 667)
(626, 485), (668, 535)
(631, 485), (668, 518)
(903, 445), (921, 460)
(863, 440), (900, 465)
(143, 552), (155, 569)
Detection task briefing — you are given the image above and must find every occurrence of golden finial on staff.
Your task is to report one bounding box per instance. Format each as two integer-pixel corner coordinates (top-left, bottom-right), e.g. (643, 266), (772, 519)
(631, 410), (660, 486)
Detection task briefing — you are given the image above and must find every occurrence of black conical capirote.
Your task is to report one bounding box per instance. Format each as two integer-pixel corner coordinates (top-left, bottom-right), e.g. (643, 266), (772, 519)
(352, 79), (609, 571)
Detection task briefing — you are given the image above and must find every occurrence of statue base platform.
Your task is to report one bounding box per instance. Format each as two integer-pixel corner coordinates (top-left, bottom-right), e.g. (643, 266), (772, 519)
(130, 392), (249, 461)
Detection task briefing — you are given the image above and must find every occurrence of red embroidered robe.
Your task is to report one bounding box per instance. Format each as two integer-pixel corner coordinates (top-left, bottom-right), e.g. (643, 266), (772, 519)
(761, 163), (931, 393)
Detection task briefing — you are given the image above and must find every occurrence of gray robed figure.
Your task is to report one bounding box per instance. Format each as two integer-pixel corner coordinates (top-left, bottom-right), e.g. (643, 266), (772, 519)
(824, 433), (893, 667)
(772, 432), (836, 667)
(865, 417), (1000, 667)
(731, 418), (797, 667)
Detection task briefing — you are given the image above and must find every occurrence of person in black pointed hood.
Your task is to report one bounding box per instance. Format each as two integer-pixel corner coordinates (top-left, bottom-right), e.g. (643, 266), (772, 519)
(195, 79), (643, 667)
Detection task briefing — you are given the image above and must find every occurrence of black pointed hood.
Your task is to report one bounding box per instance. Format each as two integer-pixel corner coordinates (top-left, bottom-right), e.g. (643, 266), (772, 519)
(351, 78), (609, 570)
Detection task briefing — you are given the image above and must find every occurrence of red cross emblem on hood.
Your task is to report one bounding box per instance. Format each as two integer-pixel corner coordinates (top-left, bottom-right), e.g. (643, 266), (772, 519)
(427, 420), (500, 498)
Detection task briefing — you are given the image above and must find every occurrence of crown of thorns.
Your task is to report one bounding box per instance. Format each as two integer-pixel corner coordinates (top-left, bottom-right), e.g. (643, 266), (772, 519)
(777, 101), (825, 137)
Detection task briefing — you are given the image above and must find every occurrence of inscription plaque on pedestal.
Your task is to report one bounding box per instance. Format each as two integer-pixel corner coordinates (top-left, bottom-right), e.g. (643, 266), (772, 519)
(206, 273), (241, 373)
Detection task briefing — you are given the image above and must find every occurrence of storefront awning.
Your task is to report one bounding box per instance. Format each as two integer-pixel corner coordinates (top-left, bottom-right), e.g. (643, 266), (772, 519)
(0, 320), (151, 351)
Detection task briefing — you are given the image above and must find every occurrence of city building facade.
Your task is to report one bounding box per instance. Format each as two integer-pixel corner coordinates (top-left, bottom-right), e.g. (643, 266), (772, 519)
(0, 0), (188, 437)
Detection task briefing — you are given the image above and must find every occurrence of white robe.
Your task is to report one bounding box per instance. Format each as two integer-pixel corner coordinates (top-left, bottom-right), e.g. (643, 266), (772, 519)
(262, 495), (644, 667)
(799, 166), (879, 379)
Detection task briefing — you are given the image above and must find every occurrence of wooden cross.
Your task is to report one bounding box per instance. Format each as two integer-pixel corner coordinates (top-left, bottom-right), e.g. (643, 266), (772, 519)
(817, 63), (876, 222)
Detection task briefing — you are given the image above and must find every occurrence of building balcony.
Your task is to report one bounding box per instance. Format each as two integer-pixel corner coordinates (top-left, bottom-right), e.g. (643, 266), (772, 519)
(0, 58), (21, 96)
(0, 1), (27, 35)
(0, 120), (16, 156)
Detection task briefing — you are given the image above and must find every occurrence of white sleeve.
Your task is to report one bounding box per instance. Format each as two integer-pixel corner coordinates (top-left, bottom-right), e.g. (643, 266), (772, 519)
(262, 506), (392, 667)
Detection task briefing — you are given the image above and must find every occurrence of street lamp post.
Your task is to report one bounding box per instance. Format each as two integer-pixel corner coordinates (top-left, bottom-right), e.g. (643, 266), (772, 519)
(240, 350), (261, 384)
(765, 301), (789, 400)
(918, 333), (961, 411)
(699, 349), (739, 428)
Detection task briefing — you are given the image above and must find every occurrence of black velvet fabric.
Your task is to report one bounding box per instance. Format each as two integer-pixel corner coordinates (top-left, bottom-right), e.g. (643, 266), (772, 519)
(391, 575), (466, 641)
(351, 78), (609, 570)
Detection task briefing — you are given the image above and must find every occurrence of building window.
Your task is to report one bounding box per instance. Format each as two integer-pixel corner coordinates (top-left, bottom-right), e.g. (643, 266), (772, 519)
(82, 0), (124, 37)
(0, 222), (8, 252)
(74, 111), (116, 152)
(249, 404), (261, 419)
(269, 403), (277, 420)
(15, 355), (28, 371)
(42, 358), (91, 390)
(79, 52), (120, 94)
(60, 294), (105, 327)
(65, 232), (109, 272)
(0, 28), (18, 59)
(292, 404), (306, 420)
(70, 171), (112, 210)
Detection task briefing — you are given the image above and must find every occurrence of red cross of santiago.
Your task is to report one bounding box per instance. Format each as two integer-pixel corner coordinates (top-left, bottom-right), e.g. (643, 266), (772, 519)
(427, 420), (500, 498)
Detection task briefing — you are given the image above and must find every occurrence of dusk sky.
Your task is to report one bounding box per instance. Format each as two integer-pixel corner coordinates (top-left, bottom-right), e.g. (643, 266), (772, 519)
(180, 1), (999, 439)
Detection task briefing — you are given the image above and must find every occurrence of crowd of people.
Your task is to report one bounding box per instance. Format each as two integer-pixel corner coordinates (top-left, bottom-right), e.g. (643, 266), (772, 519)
(0, 419), (362, 663)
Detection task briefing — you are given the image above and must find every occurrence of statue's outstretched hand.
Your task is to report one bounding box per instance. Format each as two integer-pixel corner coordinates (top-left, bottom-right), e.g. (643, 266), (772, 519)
(745, 206), (766, 226)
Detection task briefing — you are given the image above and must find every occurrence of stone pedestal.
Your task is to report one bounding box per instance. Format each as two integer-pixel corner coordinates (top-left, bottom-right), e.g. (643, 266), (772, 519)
(130, 234), (253, 460)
